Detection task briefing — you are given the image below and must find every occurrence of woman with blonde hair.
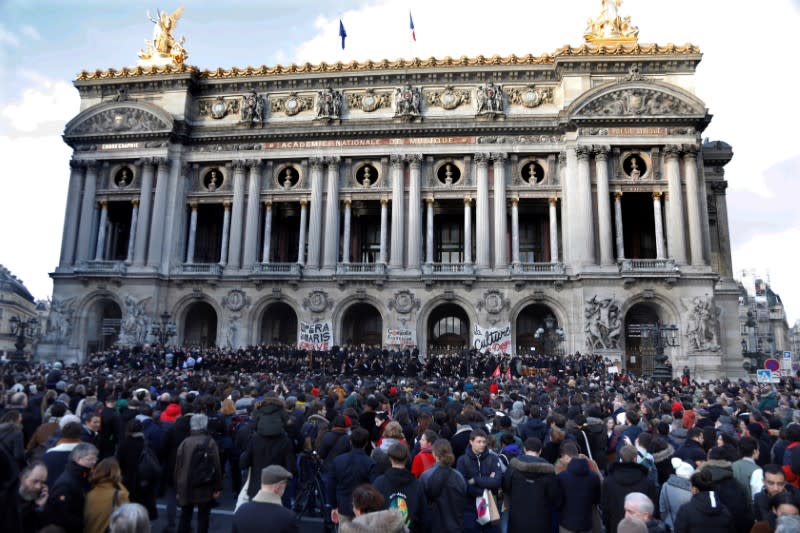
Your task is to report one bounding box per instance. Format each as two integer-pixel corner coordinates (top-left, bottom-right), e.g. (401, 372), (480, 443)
(85, 457), (130, 533)
(377, 421), (408, 452)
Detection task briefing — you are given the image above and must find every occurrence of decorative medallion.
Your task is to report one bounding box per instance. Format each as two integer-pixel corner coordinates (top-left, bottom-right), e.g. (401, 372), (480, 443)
(221, 289), (251, 312)
(506, 85), (554, 108)
(199, 96), (240, 119)
(388, 290), (420, 314)
(114, 166), (134, 188)
(271, 93), (314, 116)
(425, 86), (470, 110)
(303, 290), (333, 313)
(346, 89), (390, 113)
(477, 289), (508, 315)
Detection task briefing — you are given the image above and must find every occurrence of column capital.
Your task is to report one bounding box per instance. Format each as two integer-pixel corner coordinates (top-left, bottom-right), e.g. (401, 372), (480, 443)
(189, 201), (199, 210)
(575, 146), (593, 160)
(137, 157), (157, 167)
(425, 197), (435, 206)
(308, 157), (325, 170)
(98, 199), (108, 208)
(490, 152), (508, 163)
(389, 154), (404, 169)
(511, 196), (519, 206)
(558, 151), (567, 165)
(263, 199), (273, 208)
(662, 191), (670, 201)
(300, 199), (308, 207)
(548, 197), (558, 207)
(343, 198), (352, 207)
(380, 198), (390, 207)
(593, 145), (611, 159)
(69, 159), (85, 170)
(325, 155), (341, 167)
(245, 159), (263, 170)
(652, 191), (663, 200)
(232, 159), (248, 171)
(131, 198), (140, 207)
(614, 191), (623, 200)
(463, 196), (472, 206)
(664, 145), (682, 158)
(473, 152), (489, 165)
(406, 153), (423, 167)
(223, 201), (232, 209)
(682, 144), (699, 158)
(153, 156), (169, 167)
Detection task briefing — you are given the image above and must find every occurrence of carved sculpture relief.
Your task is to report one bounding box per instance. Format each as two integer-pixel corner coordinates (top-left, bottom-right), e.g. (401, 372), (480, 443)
(303, 290), (333, 313)
(477, 289), (509, 315)
(119, 294), (151, 345)
(221, 289), (251, 312)
(71, 108), (169, 134)
(682, 295), (721, 352)
(425, 86), (471, 110)
(315, 87), (343, 119)
(44, 298), (76, 342)
(584, 296), (622, 350)
(505, 85), (554, 108)
(271, 93), (314, 116)
(578, 88), (699, 117)
(394, 84), (422, 118)
(475, 82), (504, 117)
(199, 96), (240, 119)
(388, 290), (421, 314)
(240, 91), (266, 126)
(346, 89), (390, 112)
(225, 315), (240, 350)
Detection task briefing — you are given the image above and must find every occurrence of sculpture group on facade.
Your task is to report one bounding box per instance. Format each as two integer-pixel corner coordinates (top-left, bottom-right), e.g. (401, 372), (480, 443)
(683, 295), (721, 352)
(315, 87), (343, 120)
(240, 91), (266, 126)
(584, 0), (639, 43)
(475, 82), (504, 117)
(138, 6), (188, 65)
(394, 84), (422, 118)
(120, 295), (151, 345)
(584, 295), (623, 350)
(44, 298), (75, 342)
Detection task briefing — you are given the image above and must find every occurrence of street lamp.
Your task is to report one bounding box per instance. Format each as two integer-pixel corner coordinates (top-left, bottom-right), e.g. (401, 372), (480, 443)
(9, 315), (39, 365)
(150, 312), (176, 346)
(535, 315), (566, 356)
(641, 322), (679, 383)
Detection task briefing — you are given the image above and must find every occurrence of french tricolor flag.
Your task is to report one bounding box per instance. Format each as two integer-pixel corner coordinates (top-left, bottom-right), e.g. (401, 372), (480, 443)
(409, 11), (416, 42)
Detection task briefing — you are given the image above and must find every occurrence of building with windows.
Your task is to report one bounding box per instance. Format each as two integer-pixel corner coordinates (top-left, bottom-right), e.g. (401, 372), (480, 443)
(42, 4), (742, 378)
(738, 276), (791, 371)
(0, 266), (39, 360)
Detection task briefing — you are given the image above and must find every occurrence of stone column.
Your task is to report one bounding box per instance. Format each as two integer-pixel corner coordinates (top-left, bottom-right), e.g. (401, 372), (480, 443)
(159, 157), (186, 274)
(76, 162), (99, 263)
(463, 197), (473, 264)
(594, 147), (614, 265)
(407, 154), (423, 270)
(475, 153), (491, 269)
(342, 199), (352, 263)
(511, 197), (520, 265)
(712, 182), (734, 278)
(557, 152), (569, 264)
(242, 161), (263, 268)
(425, 198), (434, 264)
(492, 153), (508, 268)
(261, 201), (272, 263)
(94, 200), (108, 260)
(306, 158), (324, 269)
(297, 200), (308, 264)
(219, 201), (231, 266)
(147, 157), (169, 268)
(389, 155), (405, 269)
(653, 192), (666, 259)
(59, 161), (84, 266)
(185, 202), (198, 263)
(379, 198), (389, 264)
(574, 146), (596, 266)
(664, 145), (687, 263)
(549, 197), (559, 262)
(126, 199), (139, 264)
(323, 157), (341, 269)
(614, 192), (625, 260)
(227, 160), (247, 269)
(683, 148), (704, 265)
(133, 159), (154, 266)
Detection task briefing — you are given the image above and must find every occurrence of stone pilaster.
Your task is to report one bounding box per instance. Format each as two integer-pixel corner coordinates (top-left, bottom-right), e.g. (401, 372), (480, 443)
(425, 198), (434, 264)
(549, 197), (559, 263)
(297, 199), (308, 265)
(389, 155), (405, 269)
(60, 161), (84, 266)
(185, 202), (198, 263)
(475, 153), (491, 269)
(261, 200), (272, 263)
(159, 158), (187, 273)
(464, 197), (473, 264)
(342, 199), (352, 263)
(407, 154), (423, 270)
(94, 200), (108, 260)
(683, 147), (705, 265)
(306, 157), (324, 269)
(664, 145), (687, 263)
(379, 198), (389, 264)
(492, 153), (508, 268)
(322, 157), (341, 269)
(511, 197), (520, 265)
(147, 157), (169, 268)
(132, 159), (154, 266)
(653, 192), (666, 259)
(557, 151), (569, 264)
(227, 160), (247, 269)
(126, 199), (139, 264)
(219, 201), (231, 265)
(594, 147), (613, 265)
(574, 146), (596, 266)
(75, 162), (99, 263)
(242, 160), (263, 268)
(614, 192), (625, 260)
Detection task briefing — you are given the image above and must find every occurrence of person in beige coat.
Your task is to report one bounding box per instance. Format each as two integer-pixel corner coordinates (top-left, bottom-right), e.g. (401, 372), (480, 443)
(85, 458), (130, 533)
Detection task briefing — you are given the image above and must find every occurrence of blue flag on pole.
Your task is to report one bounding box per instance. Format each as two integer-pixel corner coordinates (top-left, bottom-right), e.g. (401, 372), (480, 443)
(409, 11), (416, 42)
(339, 19), (347, 49)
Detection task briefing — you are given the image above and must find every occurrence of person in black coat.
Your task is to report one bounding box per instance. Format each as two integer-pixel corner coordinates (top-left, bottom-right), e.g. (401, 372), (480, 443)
(557, 441), (601, 533)
(421, 439), (467, 533)
(700, 447), (754, 533)
(456, 429), (503, 533)
(503, 438), (562, 533)
(328, 428), (378, 522)
(232, 465), (297, 533)
(674, 468), (734, 533)
(673, 428), (706, 469)
(161, 406), (193, 533)
(239, 424), (295, 500)
(602, 445), (659, 533)
(373, 443), (427, 533)
(43, 443), (98, 533)
(117, 418), (158, 519)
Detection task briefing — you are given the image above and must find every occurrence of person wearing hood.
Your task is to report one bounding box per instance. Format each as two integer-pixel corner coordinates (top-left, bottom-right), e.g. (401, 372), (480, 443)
(239, 403), (295, 501)
(421, 438), (467, 533)
(673, 468), (734, 533)
(698, 446), (754, 533)
(659, 458), (694, 530)
(581, 410), (609, 473)
(116, 418), (158, 519)
(340, 484), (408, 533)
(503, 437), (562, 533)
(674, 427), (706, 469)
(557, 440), (601, 533)
(456, 428), (503, 533)
(0, 410), (25, 469)
(373, 443), (427, 533)
(44, 443), (99, 533)
(507, 401), (527, 430)
(518, 406), (548, 443)
(175, 414), (223, 533)
(602, 445), (659, 533)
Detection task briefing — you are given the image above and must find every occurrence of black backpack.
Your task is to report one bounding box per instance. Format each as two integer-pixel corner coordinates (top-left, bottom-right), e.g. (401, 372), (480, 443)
(188, 437), (217, 487)
(137, 441), (162, 485)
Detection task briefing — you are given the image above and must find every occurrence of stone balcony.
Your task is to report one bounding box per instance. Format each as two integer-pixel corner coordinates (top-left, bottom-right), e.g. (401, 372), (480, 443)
(618, 258), (678, 273)
(251, 262), (303, 280)
(179, 263), (222, 277)
(74, 260), (128, 275)
(421, 263), (477, 285)
(336, 262), (387, 285)
(511, 262), (566, 275)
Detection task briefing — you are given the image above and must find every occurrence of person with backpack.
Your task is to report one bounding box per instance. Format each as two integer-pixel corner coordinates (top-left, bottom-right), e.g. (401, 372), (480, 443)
(239, 401), (295, 502)
(503, 437), (562, 533)
(116, 418), (159, 520)
(174, 414), (222, 533)
(373, 443), (428, 533)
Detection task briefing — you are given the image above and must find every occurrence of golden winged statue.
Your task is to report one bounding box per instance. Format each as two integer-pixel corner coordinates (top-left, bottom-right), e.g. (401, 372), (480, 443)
(138, 6), (188, 65)
(584, 0), (639, 45)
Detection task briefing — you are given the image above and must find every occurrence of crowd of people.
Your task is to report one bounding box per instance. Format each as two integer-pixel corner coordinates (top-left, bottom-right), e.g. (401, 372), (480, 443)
(2, 343), (800, 533)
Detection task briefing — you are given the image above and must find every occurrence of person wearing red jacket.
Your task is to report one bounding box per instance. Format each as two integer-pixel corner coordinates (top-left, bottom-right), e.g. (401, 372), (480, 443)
(411, 430), (438, 478)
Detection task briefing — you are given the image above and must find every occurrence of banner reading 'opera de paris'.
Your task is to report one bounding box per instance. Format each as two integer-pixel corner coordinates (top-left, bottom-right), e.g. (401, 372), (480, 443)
(472, 323), (512, 354)
(299, 320), (333, 351)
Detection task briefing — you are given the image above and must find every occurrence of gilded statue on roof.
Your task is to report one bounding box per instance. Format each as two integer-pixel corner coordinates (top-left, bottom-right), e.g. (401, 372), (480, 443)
(138, 6), (189, 66)
(584, 0), (639, 44)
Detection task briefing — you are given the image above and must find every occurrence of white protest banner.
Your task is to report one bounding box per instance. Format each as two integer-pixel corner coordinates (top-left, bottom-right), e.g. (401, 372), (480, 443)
(472, 323), (512, 354)
(386, 327), (416, 347)
(298, 320), (333, 350)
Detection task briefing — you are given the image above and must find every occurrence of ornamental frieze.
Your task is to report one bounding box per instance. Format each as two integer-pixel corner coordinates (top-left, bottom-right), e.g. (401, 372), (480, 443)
(271, 93), (314, 116)
(198, 96), (240, 119)
(477, 135), (562, 144)
(71, 108), (169, 134)
(424, 86), (471, 110)
(346, 89), (391, 112)
(505, 85), (554, 108)
(577, 88), (700, 117)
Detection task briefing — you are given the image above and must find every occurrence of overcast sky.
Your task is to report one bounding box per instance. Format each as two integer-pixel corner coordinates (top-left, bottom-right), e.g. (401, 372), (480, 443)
(1, 0), (799, 321)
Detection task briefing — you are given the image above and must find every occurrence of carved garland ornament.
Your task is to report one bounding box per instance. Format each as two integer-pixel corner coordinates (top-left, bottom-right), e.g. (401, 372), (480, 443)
(505, 85), (554, 108)
(388, 290), (420, 314)
(477, 289), (509, 315)
(346, 89), (391, 112)
(221, 289), (251, 312)
(271, 93), (314, 116)
(303, 290), (333, 313)
(198, 96), (240, 119)
(425, 86), (471, 110)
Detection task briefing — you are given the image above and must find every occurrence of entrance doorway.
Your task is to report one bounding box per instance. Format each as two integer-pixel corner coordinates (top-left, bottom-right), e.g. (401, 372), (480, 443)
(85, 299), (122, 353)
(516, 304), (559, 355)
(183, 302), (217, 347)
(341, 303), (383, 346)
(260, 302), (298, 345)
(624, 303), (660, 376)
(428, 303), (470, 353)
